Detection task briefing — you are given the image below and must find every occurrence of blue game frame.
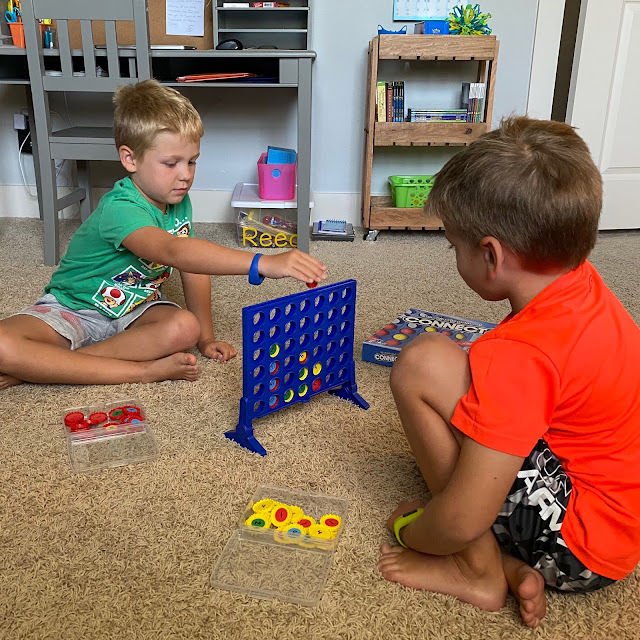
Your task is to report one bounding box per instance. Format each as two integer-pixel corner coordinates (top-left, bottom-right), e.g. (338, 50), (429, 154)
(226, 279), (369, 455)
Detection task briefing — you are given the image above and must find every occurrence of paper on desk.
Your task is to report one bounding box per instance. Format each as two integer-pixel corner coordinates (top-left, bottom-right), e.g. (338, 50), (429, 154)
(166, 0), (204, 37)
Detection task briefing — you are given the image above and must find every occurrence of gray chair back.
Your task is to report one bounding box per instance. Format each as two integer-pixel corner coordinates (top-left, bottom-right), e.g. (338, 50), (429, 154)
(21, 0), (151, 93)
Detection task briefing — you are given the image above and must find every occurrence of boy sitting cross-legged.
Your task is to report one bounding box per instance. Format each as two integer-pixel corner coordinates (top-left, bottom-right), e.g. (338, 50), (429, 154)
(0, 79), (326, 389)
(378, 116), (640, 627)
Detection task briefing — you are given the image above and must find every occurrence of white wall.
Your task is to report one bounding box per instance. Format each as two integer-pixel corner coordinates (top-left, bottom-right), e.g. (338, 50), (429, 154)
(0, 0), (539, 222)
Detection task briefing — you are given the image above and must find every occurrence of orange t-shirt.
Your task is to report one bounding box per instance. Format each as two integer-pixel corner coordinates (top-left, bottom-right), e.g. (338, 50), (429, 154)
(452, 261), (640, 580)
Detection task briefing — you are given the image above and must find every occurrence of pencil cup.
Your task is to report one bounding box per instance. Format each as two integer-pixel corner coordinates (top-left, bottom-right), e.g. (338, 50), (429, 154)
(9, 23), (26, 48)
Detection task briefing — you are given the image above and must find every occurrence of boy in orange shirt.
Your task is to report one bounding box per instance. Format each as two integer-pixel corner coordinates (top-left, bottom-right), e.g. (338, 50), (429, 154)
(378, 116), (640, 627)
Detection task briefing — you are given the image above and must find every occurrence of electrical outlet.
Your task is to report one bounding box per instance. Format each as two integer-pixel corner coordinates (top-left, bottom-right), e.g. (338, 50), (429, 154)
(15, 112), (32, 154)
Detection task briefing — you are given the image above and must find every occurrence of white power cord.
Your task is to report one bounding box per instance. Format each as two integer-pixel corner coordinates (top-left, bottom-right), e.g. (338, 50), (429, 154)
(18, 131), (37, 198)
(19, 109), (74, 196)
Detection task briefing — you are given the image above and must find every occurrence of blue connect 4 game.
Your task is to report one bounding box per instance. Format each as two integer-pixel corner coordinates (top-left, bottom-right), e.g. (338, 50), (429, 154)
(226, 279), (369, 455)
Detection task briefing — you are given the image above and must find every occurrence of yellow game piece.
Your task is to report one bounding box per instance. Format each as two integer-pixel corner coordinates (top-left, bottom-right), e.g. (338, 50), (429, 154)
(270, 504), (292, 528)
(252, 498), (275, 513)
(307, 523), (332, 540)
(320, 514), (342, 535)
(273, 529), (288, 544)
(280, 523), (306, 543)
(289, 505), (304, 523)
(296, 534), (316, 549)
(294, 514), (315, 529)
(245, 512), (271, 529)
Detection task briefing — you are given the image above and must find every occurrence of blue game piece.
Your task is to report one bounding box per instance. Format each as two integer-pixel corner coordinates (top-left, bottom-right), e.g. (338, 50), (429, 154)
(225, 279), (369, 455)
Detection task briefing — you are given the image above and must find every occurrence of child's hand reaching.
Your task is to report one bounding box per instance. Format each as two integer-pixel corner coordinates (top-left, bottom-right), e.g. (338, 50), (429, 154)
(258, 250), (327, 286)
(198, 338), (238, 363)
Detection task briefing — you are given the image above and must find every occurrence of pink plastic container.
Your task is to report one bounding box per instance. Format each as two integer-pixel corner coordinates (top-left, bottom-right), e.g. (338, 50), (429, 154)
(257, 153), (297, 200)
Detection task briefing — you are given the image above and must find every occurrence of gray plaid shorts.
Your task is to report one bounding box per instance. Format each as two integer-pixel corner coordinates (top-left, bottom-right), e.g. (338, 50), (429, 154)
(492, 439), (616, 593)
(12, 293), (180, 350)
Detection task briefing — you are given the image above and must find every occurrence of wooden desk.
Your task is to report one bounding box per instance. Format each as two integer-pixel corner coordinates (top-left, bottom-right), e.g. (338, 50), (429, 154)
(0, 46), (315, 256)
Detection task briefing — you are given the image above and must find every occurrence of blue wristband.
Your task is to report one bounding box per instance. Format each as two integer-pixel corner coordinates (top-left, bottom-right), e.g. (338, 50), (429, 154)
(248, 253), (265, 285)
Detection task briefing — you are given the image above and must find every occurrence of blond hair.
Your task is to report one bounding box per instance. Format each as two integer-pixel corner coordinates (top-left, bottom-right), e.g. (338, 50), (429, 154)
(113, 79), (204, 157)
(425, 116), (602, 270)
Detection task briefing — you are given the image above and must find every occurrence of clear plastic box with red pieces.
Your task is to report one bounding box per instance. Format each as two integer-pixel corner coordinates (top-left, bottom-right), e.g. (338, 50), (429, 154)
(62, 398), (158, 473)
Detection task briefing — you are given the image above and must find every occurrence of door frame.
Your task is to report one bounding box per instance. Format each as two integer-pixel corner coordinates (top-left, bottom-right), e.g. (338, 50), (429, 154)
(527, 0), (567, 119)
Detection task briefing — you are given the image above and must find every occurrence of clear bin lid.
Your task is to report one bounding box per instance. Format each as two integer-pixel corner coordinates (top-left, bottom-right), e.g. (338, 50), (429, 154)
(231, 182), (315, 208)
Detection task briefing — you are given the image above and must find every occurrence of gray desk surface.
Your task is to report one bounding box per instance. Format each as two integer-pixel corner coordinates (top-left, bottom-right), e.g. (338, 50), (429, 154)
(0, 45), (316, 253)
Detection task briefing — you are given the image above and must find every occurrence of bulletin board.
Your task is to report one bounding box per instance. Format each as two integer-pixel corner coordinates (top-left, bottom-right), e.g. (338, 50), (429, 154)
(67, 0), (214, 50)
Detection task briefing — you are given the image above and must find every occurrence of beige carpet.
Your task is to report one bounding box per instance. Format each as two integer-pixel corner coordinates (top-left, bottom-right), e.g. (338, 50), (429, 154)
(1, 218), (639, 640)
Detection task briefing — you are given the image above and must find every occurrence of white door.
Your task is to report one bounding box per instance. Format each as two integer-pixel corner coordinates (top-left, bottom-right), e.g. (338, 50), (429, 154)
(568, 0), (640, 229)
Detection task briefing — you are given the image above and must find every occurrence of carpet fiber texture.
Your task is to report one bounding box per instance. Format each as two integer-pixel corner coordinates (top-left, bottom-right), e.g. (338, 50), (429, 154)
(1, 218), (639, 640)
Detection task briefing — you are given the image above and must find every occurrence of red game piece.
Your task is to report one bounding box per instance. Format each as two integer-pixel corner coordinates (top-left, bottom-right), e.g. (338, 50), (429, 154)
(69, 419), (91, 432)
(306, 282), (318, 288)
(64, 411), (85, 428)
(88, 412), (108, 425)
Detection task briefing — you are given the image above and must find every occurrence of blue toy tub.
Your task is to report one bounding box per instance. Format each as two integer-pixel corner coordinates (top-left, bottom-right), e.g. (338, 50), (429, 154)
(378, 25), (407, 35)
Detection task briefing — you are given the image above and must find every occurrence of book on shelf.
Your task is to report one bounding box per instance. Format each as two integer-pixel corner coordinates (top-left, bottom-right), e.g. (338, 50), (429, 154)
(461, 82), (486, 123)
(375, 81), (405, 122)
(392, 81), (404, 122)
(376, 81), (386, 122)
(407, 108), (468, 122)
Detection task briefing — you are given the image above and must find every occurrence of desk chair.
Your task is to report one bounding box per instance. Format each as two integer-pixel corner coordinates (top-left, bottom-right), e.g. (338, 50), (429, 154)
(21, 0), (151, 265)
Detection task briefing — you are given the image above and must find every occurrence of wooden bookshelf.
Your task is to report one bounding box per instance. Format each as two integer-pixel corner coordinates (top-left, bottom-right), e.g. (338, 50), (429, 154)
(374, 122), (488, 146)
(362, 35), (499, 238)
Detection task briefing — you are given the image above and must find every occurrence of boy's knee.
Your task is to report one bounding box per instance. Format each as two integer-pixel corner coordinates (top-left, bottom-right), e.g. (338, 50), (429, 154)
(391, 333), (469, 393)
(166, 309), (201, 349)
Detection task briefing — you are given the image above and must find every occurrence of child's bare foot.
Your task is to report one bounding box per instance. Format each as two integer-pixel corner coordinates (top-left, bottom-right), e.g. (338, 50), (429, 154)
(0, 372), (23, 390)
(378, 543), (507, 612)
(142, 353), (199, 383)
(501, 552), (546, 628)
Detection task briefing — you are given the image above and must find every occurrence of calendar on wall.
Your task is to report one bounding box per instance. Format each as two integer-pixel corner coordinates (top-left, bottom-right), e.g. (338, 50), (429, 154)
(393, 0), (457, 20)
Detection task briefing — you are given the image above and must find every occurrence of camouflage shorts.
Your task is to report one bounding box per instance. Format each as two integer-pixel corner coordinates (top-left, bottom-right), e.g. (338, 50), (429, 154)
(492, 439), (615, 592)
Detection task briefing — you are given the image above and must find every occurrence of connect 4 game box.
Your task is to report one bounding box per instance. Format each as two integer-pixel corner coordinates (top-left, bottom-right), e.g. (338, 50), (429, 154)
(362, 309), (496, 367)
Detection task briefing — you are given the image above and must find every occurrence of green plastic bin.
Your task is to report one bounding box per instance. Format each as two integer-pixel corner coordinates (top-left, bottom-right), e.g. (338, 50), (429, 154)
(389, 175), (435, 208)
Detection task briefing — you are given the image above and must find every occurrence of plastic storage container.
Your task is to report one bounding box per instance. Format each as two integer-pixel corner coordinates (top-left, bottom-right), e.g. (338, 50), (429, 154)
(389, 175), (435, 208)
(233, 182), (314, 248)
(62, 398), (158, 473)
(414, 20), (451, 35)
(210, 485), (348, 606)
(257, 152), (297, 200)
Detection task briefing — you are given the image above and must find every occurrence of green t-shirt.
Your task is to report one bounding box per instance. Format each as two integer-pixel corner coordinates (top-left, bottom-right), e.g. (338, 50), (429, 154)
(45, 177), (193, 319)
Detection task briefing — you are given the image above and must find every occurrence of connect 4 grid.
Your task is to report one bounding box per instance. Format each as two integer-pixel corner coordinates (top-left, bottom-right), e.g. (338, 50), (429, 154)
(226, 279), (369, 455)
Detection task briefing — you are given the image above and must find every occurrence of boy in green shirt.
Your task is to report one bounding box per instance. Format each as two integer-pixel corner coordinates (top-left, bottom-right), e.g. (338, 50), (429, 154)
(0, 80), (326, 389)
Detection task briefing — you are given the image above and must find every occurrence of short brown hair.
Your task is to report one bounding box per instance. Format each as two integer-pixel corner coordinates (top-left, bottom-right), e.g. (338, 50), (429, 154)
(425, 116), (602, 269)
(113, 79), (204, 157)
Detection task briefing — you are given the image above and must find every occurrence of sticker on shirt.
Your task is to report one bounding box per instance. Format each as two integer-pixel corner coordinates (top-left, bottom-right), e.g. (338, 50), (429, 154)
(113, 267), (146, 288)
(92, 283), (134, 318)
(125, 289), (163, 314)
(173, 220), (191, 237)
(113, 266), (171, 290)
(147, 269), (171, 290)
(138, 258), (172, 275)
